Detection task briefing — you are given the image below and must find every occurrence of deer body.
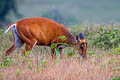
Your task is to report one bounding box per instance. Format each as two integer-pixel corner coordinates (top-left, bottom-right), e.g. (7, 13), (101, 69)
(5, 17), (87, 58)
(17, 17), (76, 45)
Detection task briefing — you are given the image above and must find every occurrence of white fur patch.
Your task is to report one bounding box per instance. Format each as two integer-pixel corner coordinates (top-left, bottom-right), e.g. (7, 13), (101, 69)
(11, 26), (24, 48)
(4, 24), (17, 34)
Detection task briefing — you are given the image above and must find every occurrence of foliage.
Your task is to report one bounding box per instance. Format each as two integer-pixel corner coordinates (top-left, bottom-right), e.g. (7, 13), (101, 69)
(25, 51), (30, 56)
(0, 57), (13, 68)
(54, 60), (59, 64)
(4, 59), (13, 66)
(0, 29), (3, 34)
(55, 48), (60, 54)
(111, 77), (120, 80)
(109, 59), (117, 63)
(41, 60), (46, 65)
(50, 36), (68, 55)
(88, 51), (95, 56)
(67, 53), (73, 57)
(50, 43), (57, 49)
(0, 29), (4, 39)
(50, 36), (67, 48)
(93, 27), (120, 49)
(113, 48), (120, 55)
(58, 36), (67, 40)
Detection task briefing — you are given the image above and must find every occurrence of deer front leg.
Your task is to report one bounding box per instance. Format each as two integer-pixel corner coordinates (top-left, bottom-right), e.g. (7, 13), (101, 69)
(51, 48), (56, 59)
(23, 41), (37, 55)
(5, 44), (15, 56)
(51, 45), (66, 59)
(59, 48), (63, 58)
(57, 45), (66, 58)
(23, 44), (33, 56)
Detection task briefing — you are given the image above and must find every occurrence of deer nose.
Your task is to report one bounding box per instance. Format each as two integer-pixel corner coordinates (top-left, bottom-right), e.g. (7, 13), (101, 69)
(81, 53), (87, 59)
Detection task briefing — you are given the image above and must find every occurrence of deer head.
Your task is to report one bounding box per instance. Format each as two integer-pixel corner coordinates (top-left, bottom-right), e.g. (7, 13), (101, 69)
(75, 33), (88, 59)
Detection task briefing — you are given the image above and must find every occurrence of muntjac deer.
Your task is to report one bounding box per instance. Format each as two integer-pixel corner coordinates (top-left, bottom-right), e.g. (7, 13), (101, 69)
(5, 17), (87, 58)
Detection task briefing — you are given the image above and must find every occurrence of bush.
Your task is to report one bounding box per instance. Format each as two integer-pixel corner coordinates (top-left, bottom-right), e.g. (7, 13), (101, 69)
(111, 77), (120, 80)
(93, 26), (120, 49)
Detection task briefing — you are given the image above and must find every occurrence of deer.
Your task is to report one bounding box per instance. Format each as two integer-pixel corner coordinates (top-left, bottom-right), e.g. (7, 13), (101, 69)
(4, 17), (87, 59)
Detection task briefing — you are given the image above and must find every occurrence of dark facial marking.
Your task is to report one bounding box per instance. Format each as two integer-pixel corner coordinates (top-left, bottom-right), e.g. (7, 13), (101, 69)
(79, 42), (87, 58)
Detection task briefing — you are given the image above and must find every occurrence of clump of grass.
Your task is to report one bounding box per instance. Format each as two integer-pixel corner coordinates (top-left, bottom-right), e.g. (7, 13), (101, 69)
(93, 26), (120, 49)
(88, 51), (95, 56)
(111, 77), (120, 80)
(0, 56), (13, 68)
(113, 48), (120, 55)
(41, 60), (46, 65)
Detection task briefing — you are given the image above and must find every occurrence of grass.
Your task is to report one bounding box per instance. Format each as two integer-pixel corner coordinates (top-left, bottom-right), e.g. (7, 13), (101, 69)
(0, 24), (120, 80)
(0, 52), (120, 80)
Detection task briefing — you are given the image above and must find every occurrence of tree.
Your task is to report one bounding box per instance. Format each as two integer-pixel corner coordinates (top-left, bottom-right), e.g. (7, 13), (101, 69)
(0, 0), (22, 28)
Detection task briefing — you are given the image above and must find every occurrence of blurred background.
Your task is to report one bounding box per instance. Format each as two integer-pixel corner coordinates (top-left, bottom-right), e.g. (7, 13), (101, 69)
(0, 0), (120, 28)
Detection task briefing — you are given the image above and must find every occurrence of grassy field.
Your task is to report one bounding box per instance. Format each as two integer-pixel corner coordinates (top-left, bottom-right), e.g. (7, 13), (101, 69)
(0, 24), (120, 80)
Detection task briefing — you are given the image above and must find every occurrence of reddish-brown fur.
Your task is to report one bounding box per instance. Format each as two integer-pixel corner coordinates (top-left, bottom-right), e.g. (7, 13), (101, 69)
(17, 17), (76, 45)
(5, 17), (87, 58)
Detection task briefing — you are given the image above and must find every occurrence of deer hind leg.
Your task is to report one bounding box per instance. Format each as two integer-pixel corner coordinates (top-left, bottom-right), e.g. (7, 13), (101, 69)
(5, 31), (24, 56)
(5, 38), (24, 56)
(5, 44), (15, 56)
(6, 26), (24, 56)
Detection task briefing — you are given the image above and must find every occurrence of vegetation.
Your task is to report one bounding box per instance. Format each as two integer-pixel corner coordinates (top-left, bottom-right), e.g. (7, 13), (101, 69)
(50, 35), (68, 54)
(93, 26), (120, 49)
(0, 24), (120, 80)
(0, 0), (22, 28)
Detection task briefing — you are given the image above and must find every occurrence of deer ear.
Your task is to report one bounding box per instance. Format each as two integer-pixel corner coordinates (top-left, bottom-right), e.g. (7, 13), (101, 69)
(79, 33), (84, 39)
(75, 33), (86, 43)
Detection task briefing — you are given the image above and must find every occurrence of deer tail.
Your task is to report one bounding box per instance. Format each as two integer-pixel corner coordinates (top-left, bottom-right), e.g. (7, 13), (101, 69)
(4, 23), (17, 34)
